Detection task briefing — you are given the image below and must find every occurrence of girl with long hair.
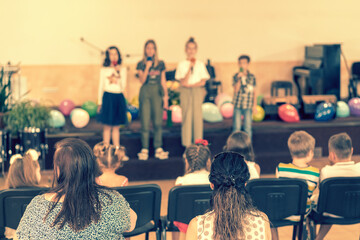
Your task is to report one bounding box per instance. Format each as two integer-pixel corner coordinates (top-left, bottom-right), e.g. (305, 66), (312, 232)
(175, 37), (210, 147)
(136, 39), (169, 160)
(224, 131), (261, 179)
(16, 138), (137, 240)
(97, 46), (128, 160)
(186, 152), (271, 240)
(93, 142), (128, 187)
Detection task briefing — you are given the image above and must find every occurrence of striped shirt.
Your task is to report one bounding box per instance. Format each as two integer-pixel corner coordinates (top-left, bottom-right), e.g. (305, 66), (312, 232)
(276, 163), (320, 212)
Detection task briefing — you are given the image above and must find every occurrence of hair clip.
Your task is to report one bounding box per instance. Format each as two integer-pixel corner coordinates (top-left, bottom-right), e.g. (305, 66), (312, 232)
(9, 154), (22, 165)
(230, 175), (236, 186)
(195, 139), (209, 146)
(26, 149), (40, 161)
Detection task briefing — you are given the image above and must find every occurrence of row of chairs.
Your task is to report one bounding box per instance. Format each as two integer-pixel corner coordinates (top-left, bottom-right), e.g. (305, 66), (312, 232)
(0, 178), (359, 240)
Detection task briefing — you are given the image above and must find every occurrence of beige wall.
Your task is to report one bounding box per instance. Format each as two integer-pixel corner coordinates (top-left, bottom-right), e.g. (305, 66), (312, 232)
(1, 0), (359, 104)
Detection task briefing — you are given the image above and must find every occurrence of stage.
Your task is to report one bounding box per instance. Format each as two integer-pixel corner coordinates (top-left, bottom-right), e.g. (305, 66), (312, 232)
(28, 116), (360, 181)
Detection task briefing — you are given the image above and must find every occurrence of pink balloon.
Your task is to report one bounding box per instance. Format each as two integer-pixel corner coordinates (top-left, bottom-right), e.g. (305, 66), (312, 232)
(278, 104), (300, 123)
(163, 110), (168, 121)
(59, 99), (75, 116)
(170, 105), (182, 123)
(215, 93), (232, 108)
(70, 108), (90, 128)
(220, 102), (234, 118)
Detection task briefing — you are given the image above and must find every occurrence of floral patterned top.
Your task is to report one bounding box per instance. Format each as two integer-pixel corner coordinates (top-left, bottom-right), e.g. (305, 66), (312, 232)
(16, 190), (130, 240)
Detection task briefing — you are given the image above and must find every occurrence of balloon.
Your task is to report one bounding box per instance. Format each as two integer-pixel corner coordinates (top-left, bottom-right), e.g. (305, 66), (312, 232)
(81, 101), (97, 117)
(130, 96), (139, 108)
(336, 101), (350, 118)
(215, 93), (232, 108)
(348, 97), (360, 116)
(170, 105), (182, 123)
(59, 99), (75, 116)
(70, 108), (90, 128)
(220, 102), (234, 118)
(48, 110), (65, 128)
(314, 102), (336, 121)
(278, 104), (300, 123)
(163, 110), (168, 121)
(202, 102), (223, 123)
(127, 105), (139, 120)
(120, 112), (132, 128)
(252, 105), (265, 122)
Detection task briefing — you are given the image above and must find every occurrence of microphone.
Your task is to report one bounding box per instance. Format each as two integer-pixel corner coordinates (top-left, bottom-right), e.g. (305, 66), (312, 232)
(190, 58), (196, 73)
(147, 57), (154, 68)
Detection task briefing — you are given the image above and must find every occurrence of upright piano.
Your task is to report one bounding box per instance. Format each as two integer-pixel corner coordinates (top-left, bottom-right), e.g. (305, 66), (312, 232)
(293, 44), (341, 101)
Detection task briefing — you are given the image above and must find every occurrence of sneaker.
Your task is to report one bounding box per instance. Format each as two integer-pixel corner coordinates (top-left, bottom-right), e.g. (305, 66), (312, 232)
(155, 148), (169, 160)
(138, 149), (149, 161)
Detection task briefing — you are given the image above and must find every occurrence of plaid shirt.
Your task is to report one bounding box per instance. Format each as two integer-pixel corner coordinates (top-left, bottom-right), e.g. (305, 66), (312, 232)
(232, 72), (256, 109)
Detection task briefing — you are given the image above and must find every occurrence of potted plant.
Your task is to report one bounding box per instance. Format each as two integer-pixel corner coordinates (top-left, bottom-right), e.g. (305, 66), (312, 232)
(0, 67), (13, 127)
(5, 100), (50, 135)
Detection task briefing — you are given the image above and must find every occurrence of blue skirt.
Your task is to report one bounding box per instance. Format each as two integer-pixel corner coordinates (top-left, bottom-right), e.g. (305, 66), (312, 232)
(97, 92), (128, 126)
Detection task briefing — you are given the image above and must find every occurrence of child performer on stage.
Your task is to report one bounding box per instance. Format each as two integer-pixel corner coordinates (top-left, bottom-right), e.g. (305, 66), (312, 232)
(136, 40), (169, 161)
(232, 55), (257, 138)
(175, 37), (210, 147)
(97, 46), (128, 160)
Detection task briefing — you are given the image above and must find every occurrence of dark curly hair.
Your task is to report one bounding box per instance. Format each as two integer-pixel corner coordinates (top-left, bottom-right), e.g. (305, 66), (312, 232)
(208, 152), (259, 240)
(103, 46), (122, 67)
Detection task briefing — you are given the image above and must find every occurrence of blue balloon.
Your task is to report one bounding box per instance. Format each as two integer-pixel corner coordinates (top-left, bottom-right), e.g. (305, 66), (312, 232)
(202, 102), (223, 123)
(314, 102), (336, 121)
(127, 105), (139, 120)
(48, 110), (66, 128)
(336, 101), (350, 118)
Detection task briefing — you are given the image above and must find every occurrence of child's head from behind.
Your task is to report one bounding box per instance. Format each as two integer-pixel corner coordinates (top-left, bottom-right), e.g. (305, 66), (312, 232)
(93, 142), (125, 171)
(184, 140), (211, 173)
(209, 152), (255, 240)
(288, 131), (315, 161)
(224, 131), (255, 162)
(238, 55), (250, 72)
(6, 149), (41, 188)
(328, 132), (353, 162)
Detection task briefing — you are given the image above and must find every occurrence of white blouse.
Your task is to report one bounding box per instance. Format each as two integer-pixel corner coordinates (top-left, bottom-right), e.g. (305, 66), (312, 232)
(98, 66), (127, 105)
(175, 59), (210, 85)
(175, 169), (210, 186)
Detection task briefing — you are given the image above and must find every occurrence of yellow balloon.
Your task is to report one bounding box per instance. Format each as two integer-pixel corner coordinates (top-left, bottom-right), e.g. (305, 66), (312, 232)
(166, 81), (173, 89)
(252, 105), (265, 122)
(130, 96), (139, 108)
(171, 81), (180, 91)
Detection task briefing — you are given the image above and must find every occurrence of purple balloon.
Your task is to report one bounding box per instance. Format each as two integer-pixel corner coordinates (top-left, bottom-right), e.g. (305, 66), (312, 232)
(348, 98), (360, 116)
(59, 99), (75, 116)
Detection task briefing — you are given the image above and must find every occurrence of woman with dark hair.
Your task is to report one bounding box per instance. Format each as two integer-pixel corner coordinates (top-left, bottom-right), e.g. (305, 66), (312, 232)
(175, 37), (210, 147)
(97, 46), (128, 159)
(224, 131), (261, 179)
(186, 152), (271, 240)
(15, 138), (137, 240)
(136, 39), (169, 160)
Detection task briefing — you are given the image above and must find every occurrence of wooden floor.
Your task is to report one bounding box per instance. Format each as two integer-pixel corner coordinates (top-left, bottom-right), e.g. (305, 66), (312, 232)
(0, 157), (359, 240)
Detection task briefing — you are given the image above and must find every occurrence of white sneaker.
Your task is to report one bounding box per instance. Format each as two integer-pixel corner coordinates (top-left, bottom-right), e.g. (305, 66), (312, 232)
(155, 148), (169, 160)
(138, 149), (149, 161)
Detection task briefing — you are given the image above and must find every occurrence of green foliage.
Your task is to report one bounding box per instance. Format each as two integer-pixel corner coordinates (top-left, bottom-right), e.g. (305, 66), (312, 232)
(5, 100), (51, 134)
(0, 67), (13, 112)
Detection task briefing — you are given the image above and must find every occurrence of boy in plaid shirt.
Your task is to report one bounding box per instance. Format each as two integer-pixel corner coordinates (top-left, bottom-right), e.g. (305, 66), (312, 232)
(232, 55), (257, 138)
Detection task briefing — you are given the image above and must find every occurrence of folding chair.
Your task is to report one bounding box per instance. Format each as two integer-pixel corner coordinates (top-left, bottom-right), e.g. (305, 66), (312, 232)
(246, 178), (308, 240)
(161, 185), (212, 240)
(308, 177), (360, 239)
(114, 184), (162, 240)
(0, 187), (49, 238)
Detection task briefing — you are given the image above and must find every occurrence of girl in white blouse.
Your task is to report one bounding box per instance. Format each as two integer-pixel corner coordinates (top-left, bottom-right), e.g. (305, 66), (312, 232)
(97, 46), (128, 152)
(175, 37), (210, 147)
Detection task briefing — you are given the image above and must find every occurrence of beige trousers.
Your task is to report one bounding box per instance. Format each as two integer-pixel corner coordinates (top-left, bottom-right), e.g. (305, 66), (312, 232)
(180, 87), (205, 147)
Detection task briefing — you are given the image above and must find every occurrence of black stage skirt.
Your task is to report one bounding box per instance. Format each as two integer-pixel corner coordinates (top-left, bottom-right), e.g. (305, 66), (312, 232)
(97, 92), (128, 126)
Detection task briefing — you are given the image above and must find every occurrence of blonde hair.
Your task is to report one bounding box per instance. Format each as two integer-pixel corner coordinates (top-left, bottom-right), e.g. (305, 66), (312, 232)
(6, 151), (40, 188)
(288, 131), (315, 158)
(142, 39), (159, 67)
(93, 142), (125, 170)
